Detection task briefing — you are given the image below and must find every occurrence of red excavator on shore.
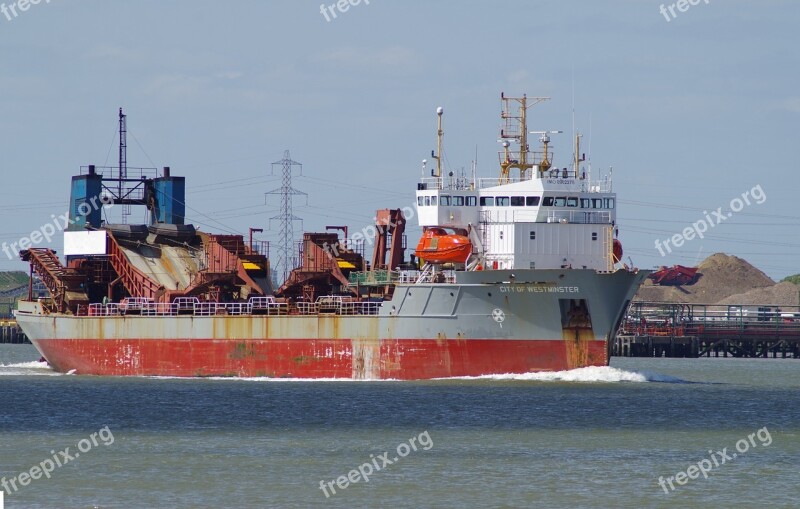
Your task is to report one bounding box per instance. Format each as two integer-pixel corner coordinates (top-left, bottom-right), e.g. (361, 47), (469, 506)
(648, 265), (700, 286)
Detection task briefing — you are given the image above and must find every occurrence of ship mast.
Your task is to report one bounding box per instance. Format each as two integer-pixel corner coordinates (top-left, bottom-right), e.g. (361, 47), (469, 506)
(118, 108), (130, 224)
(499, 93), (549, 183)
(573, 132), (585, 178)
(431, 106), (444, 188)
(529, 130), (563, 176)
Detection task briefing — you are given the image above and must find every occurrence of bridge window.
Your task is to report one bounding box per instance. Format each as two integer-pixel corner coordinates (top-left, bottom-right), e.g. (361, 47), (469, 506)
(581, 198), (591, 208)
(466, 196), (477, 206)
(480, 196), (494, 206)
(418, 196), (424, 206)
(543, 197), (554, 206)
(592, 198), (603, 208)
(567, 197), (578, 207)
(424, 196), (430, 206)
(554, 197), (567, 207)
(453, 196), (465, 206)
(526, 196), (540, 206)
(604, 198), (615, 209)
(530, 231), (536, 240)
(496, 196), (510, 206)
(430, 196), (437, 206)
(440, 195), (451, 206)
(510, 196), (525, 206)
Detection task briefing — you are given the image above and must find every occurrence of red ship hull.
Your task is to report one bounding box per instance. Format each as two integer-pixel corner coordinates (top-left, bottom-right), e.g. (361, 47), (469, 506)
(32, 337), (608, 379)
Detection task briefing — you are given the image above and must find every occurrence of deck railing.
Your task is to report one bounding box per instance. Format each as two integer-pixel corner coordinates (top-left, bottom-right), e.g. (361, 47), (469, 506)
(79, 296), (381, 318)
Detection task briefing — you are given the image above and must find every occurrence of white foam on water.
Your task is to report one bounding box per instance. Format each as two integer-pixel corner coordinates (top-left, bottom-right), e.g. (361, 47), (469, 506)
(0, 360), (59, 376)
(1, 361), (49, 369)
(150, 367), (685, 384)
(0, 363), (682, 383)
(438, 366), (686, 383)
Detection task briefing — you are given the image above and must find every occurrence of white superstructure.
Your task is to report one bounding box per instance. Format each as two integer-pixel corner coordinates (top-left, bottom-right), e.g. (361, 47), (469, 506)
(414, 94), (620, 273)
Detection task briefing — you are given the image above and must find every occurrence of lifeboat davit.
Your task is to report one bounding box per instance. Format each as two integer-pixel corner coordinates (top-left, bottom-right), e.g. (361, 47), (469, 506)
(414, 227), (472, 264)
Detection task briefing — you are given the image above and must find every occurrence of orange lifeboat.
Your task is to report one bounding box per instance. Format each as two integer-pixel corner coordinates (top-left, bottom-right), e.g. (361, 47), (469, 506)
(612, 239), (623, 264)
(414, 227), (472, 264)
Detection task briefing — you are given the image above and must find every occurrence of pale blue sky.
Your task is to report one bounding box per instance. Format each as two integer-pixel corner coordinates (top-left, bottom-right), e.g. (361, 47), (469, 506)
(1, 0), (798, 279)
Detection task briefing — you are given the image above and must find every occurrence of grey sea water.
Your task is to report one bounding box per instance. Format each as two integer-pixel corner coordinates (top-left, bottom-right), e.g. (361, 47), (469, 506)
(0, 344), (798, 509)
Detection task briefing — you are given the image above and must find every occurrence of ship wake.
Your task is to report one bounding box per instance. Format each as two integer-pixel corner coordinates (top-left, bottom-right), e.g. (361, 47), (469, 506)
(441, 366), (686, 383)
(146, 366), (685, 383)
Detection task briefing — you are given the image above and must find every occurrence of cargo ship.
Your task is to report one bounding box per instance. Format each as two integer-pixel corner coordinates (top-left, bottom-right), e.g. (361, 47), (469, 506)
(14, 96), (649, 379)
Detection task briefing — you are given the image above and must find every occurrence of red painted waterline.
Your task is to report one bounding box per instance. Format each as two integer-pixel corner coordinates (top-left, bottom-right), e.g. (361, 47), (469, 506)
(32, 338), (608, 379)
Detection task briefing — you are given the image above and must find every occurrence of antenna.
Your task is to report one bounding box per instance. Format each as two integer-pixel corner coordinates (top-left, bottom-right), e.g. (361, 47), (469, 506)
(266, 150), (307, 287)
(432, 107), (444, 186)
(472, 145), (478, 189)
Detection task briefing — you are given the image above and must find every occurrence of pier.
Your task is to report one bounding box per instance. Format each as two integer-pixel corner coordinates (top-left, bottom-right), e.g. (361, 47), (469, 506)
(0, 273), (38, 344)
(614, 302), (800, 358)
(614, 335), (699, 358)
(1, 298), (29, 344)
(0, 321), (28, 344)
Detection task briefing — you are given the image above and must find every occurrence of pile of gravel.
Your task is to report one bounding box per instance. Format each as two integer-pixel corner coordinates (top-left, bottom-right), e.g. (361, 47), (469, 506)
(717, 281), (800, 307)
(634, 253), (778, 304)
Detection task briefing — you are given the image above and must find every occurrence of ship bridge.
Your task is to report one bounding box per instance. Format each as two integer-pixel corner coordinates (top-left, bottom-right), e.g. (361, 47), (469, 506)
(413, 94), (621, 273)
